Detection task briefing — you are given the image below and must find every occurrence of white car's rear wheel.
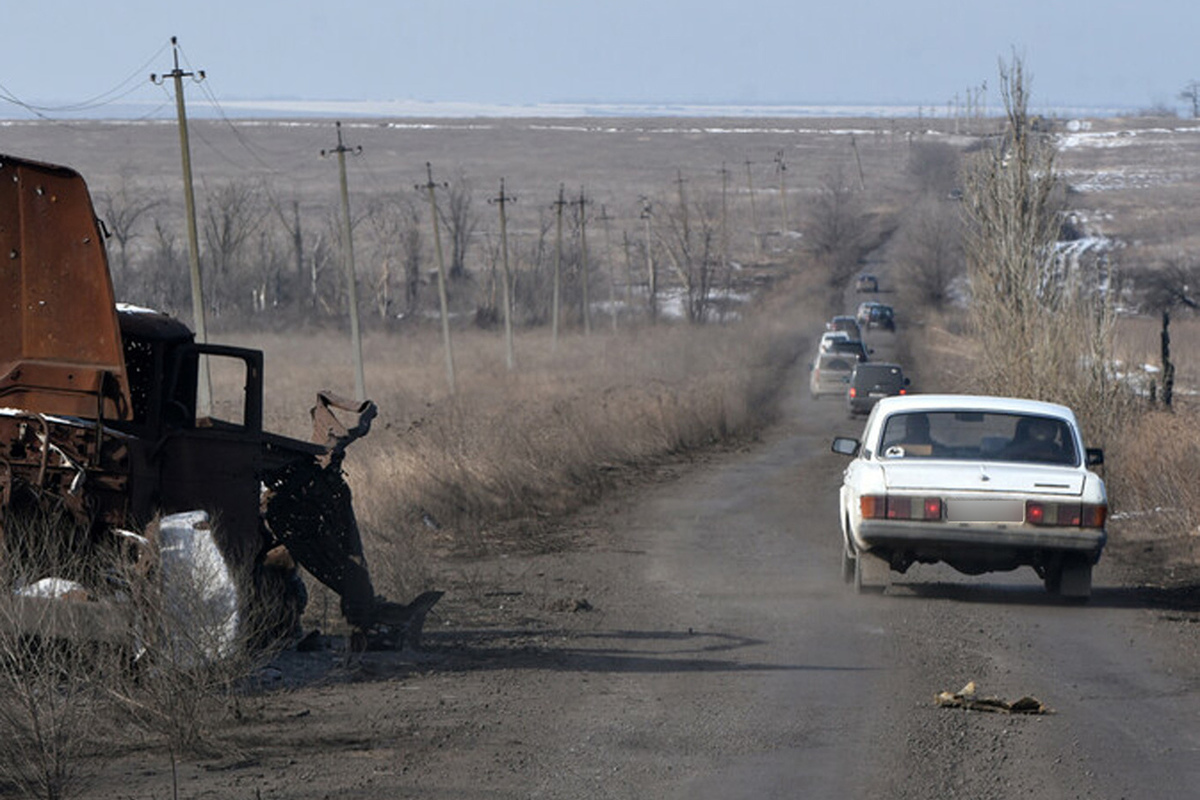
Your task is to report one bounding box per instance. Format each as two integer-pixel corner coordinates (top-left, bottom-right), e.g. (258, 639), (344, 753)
(1044, 557), (1092, 600)
(1058, 558), (1093, 600)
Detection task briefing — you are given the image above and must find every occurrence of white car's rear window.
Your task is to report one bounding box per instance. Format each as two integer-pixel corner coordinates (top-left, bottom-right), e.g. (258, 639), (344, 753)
(879, 411), (1078, 466)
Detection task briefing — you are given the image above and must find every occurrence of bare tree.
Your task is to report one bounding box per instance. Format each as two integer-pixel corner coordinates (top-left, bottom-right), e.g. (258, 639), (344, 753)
(658, 187), (722, 323)
(961, 55), (1063, 395)
(361, 194), (423, 323)
(401, 203), (424, 315)
(893, 195), (964, 312)
(94, 168), (163, 290)
(805, 166), (872, 288)
(1180, 80), (1200, 118)
(906, 141), (961, 198)
(1137, 254), (1200, 312)
(961, 54), (1126, 430)
(265, 197), (311, 315)
(441, 173), (477, 281)
(121, 215), (190, 315)
(201, 180), (268, 316)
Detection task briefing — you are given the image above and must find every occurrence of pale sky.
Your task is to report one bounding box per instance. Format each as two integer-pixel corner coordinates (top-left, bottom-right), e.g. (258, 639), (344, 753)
(1, 1), (1196, 118)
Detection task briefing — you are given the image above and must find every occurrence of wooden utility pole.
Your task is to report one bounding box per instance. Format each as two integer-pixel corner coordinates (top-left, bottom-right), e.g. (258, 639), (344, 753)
(488, 179), (517, 370)
(622, 230), (635, 313)
(719, 163), (730, 265)
(418, 163), (456, 394)
(719, 163), (731, 321)
(321, 122), (367, 402)
(850, 135), (866, 191)
(151, 36), (211, 416)
(744, 160), (761, 259)
(552, 185), (567, 351)
(640, 197), (657, 322)
(573, 187), (592, 336)
(774, 151), (789, 233)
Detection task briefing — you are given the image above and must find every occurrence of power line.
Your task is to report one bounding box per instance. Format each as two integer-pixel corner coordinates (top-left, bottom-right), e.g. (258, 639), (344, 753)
(0, 39), (170, 116)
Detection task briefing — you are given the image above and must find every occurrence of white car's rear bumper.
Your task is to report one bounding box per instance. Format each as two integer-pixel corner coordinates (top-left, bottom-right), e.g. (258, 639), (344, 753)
(856, 519), (1106, 563)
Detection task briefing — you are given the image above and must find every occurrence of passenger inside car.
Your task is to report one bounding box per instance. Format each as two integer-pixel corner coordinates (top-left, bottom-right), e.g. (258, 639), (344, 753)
(881, 412), (938, 457)
(1001, 417), (1074, 464)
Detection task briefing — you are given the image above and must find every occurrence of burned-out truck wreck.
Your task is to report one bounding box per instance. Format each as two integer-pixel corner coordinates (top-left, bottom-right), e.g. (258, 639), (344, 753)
(0, 153), (439, 652)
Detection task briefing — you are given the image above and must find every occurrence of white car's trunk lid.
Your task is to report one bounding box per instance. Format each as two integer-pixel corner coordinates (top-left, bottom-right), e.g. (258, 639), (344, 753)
(881, 461), (1084, 496)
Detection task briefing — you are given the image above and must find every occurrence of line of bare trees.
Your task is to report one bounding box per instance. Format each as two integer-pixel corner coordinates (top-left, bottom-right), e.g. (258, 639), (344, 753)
(93, 148), (883, 333)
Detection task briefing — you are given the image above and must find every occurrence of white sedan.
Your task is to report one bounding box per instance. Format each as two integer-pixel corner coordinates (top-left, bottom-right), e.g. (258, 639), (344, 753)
(831, 394), (1107, 598)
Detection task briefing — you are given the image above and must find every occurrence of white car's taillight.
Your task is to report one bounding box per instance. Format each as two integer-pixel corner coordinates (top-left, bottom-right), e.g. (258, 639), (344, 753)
(1026, 500), (1107, 528)
(861, 495), (943, 521)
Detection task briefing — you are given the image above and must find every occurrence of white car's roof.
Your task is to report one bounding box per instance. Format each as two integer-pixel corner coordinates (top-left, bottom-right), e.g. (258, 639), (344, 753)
(872, 394), (1076, 420)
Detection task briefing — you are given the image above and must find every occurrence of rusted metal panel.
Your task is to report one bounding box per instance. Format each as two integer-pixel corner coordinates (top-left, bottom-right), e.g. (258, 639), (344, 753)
(0, 154), (131, 420)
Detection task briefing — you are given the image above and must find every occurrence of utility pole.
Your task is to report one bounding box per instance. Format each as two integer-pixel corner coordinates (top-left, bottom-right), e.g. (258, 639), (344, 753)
(719, 163), (731, 321)
(774, 150), (790, 234)
(151, 36), (211, 417)
(552, 184), (567, 351)
(488, 179), (517, 370)
(321, 122), (367, 402)
(675, 170), (690, 247)
(597, 204), (618, 332)
(719, 163), (730, 265)
(640, 197), (657, 323)
(850, 135), (866, 191)
(417, 163), (456, 394)
(573, 187), (592, 336)
(622, 230), (635, 314)
(744, 160), (761, 259)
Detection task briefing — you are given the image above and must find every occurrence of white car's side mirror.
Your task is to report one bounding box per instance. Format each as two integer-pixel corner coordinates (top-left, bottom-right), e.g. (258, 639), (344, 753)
(831, 437), (860, 456)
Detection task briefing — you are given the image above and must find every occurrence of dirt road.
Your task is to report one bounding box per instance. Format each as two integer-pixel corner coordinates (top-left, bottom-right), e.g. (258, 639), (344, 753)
(88, 324), (1200, 800)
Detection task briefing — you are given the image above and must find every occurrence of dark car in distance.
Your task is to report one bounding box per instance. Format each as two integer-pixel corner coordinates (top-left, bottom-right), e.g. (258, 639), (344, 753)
(827, 338), (871, 363)
(862, 303), (895, 332)
(855, 274), (879, 292)
(827, 315), (863, 341)
(847, 362), (910, 416)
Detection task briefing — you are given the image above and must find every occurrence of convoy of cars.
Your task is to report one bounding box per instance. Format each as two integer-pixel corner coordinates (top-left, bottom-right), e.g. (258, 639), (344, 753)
(816, 272), (1109, 600)
(810, 283), (898, 410)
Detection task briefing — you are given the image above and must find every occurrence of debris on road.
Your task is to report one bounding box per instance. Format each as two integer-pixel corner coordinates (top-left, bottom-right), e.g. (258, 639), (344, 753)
(935, 681), (1049, 714)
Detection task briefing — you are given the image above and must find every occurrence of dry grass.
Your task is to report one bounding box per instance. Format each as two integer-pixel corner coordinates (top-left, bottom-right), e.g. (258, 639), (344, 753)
(217, 269), (821, 597)
(0, 512), (293, 799)
(1106, 404), (1200, 536)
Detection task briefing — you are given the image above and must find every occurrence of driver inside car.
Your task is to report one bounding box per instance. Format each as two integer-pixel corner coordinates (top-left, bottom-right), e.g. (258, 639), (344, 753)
(1002, 416), (1070, 464)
